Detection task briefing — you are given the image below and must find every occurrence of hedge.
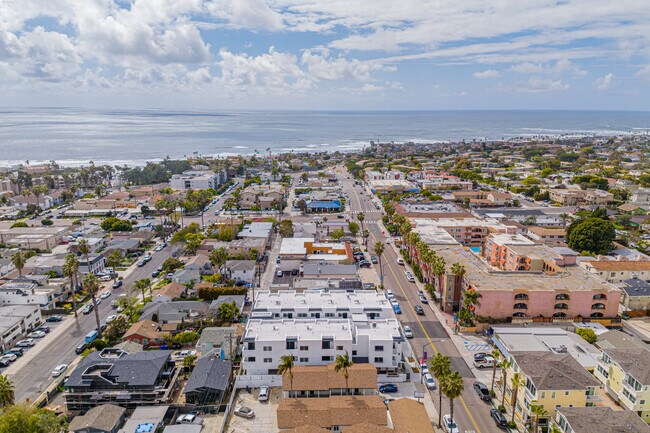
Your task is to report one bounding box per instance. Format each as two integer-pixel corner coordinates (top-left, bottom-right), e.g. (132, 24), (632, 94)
(198, 286), (248, 300)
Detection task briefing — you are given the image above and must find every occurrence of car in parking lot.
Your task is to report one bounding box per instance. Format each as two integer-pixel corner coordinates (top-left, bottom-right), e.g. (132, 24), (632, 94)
(0, 358), (10, 367)
(473, 356), (495, 369)
(6, 348), (23, 357)
(442, 414), (460, 433)
(37, 325), (50, 333)
(403, 326), (413, 339)
(276, 269), (284, 277)
(234, 406), (255, 419)
(490, 408), (508, 429)
(28, 330), (46, 338)
(473, 352), (490, 362)
(52, 364), (68, 377)
(414, 305), (424, 315)
(258, 386), (269, 402)
(0, 354), (17, 363)
(473, 381), (491, 401)
(176, 414), (203, 424)
(378, 384), (398, 393)
(423, 373), (436, 390)
(16, 338), (35, 347)
(419, 295), (428, 304)
(46, 315), (63, 322)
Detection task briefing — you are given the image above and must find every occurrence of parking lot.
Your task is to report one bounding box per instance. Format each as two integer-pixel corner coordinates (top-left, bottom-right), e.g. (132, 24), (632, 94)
(224, 387), (280, 433)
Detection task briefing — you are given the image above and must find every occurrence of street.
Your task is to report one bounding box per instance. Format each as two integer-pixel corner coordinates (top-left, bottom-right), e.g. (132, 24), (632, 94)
(338, 170), (502, 433)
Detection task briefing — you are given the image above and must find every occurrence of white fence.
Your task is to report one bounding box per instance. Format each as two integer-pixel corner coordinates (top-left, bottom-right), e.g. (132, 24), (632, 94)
(234, 374), (283, 389)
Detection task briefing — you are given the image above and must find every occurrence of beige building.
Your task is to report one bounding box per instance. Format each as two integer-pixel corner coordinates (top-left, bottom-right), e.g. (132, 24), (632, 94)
(555, 406), (650, 433)
(0, 226), (68, 251)
(238, 184), (284, 210)
(525, 226), (566, 245)
(581, 260), (650, 284)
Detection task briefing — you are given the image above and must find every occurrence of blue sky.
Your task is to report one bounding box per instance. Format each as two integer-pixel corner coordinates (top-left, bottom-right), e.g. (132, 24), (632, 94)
(1, 0), (649, 110)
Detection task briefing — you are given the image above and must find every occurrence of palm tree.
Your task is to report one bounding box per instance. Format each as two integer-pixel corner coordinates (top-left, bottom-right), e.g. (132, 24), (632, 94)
(334, 351), (354, 395)
(429, 353), (451, 428)
(500, 358), (512, 408)
(490, 349), (501, 393)
(440, 371), (464, 428)
(277, 355), (295, 395)
(357, 213), (365, 243)
(210, 247), (229, 281)
(549, 424), (562, 433)
(432, 255), (446, 303)
(559, 213), (570, 229)
(77, 238), (91, 275)
(0, 374), (14, 407)
(63, 254), (80, 318)
(374, 242), (385, 285)
(11, 251), (26, 276)
(451, 262), (466, 309)
(529, 401), (548, 433)
(134, 278), (152, 300)
(31, 185), (49, 212)
(461, 288), (482, 323)
(83, 273), (102, 337)
(510, 372), (524, 423)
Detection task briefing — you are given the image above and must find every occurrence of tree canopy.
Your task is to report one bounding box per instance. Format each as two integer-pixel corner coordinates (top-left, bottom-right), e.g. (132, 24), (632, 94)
(567, 217), (615, 255)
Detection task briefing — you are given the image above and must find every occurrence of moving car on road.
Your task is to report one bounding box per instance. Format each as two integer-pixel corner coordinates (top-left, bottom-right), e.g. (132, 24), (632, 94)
(473, 381), (491, 401)
(403, 326), (413, 339)
(52, 364), (68, 377)
(419, 294), (428, 304)
(442, 414), (460, 433)
(414, 305), (424, 315)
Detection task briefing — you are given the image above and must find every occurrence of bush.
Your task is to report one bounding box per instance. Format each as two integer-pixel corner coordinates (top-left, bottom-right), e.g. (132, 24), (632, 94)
(198, 286), (248, 301)
(576, 328), (597, 344)
(498, 405), (506, 413)
(507, 421), (516, 429)
(41, 218), (53, 226)
(100, 216), (133, 232)
(161, 257), (184, 274)
(87, 339), (107, 350)
(11, 221), (28, 228)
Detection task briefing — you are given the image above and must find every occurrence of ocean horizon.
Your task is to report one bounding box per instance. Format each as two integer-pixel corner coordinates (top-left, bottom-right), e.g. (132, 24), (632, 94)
(1, 107), (650, 167)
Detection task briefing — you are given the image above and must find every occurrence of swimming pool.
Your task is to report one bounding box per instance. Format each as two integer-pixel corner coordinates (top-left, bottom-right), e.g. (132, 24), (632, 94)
(470, 247), (481, 253)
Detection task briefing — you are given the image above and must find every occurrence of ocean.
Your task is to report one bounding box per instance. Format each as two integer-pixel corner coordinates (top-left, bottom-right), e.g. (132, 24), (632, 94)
(1, 108), (649, 166)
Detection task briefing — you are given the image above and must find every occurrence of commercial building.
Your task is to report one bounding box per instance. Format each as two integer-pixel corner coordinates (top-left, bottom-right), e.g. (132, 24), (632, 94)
(169, 169), (227, 190)
(0, 226), (68, 251)
(394, 201), (470, 219)
(64, 349), (177, 413)
(279, 238), (354, 263)
(555, 406), (650, 433)
(242, 318), (404, 376)
(0, 304), (42, 352)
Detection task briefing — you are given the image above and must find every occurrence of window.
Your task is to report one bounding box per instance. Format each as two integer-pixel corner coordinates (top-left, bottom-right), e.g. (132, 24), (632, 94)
(352, 350), (357, 356)
(374, 345), (384, 352)
(299, 357), (309, 362)
(374, 357), (384, 363)
(336, 346), (344, 350)
(246, 357), (256, 362)
(297, 313), (307, 318)
(286, 341), (296, 350)
(325, 313), (334, 317)
(264, 358), (272, 363)
(322, 356), (333, 362)
(565, 391), (569, 396)
(540, 392), (546, 399)
(247, 342), (255, 350)
(300, 346), (309, 351)
(263, 346), (272, 352)
(322, 340), (333, 349)
(551, 392), (556, 399)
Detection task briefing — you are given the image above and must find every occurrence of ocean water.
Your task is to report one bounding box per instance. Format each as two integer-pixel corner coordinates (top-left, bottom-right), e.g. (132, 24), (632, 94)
(1, 108), (649, 166)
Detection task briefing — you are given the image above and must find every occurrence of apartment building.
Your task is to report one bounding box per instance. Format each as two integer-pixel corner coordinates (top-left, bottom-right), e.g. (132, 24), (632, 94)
(0, 305), (42, 352)
(169, 169), (227, 190)
(506, 352), (602, 428)
(251, 290), (394, 320)
(548, 188), (614, 206)
(238, 184), (284, 210)
(581, 260), (650, 284)
(413, 217), (515, 248)
(0, 226), (68, 251)
(242, 318), (404, 376)
(0, 281), (57, 309)
(555, 407), (650, 433)
(525, 226), (566, 245)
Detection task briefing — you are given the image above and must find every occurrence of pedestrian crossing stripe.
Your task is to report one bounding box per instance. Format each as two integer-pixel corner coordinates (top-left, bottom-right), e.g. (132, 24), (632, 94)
(463, 342), (491, 352)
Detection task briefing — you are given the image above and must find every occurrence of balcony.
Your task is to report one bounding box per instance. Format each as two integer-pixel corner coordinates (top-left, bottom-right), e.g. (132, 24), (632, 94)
(555, 294), (570, 301)
(591, 303), (606, 310)
(554, 303), (569, 310)
(622, 380), (638, 395)
(513, 303), (528, 310)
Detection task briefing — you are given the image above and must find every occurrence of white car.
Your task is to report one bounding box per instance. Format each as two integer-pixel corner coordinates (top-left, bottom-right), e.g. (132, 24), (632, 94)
(105, 315), (118, 324)
(52, 364), (68, 377)
(443, 414), (460, 433)
(99, 275), (112, 282)
(423, 373), (436, 390)
(28, 330), (46, 338)
(101, 291), (111, 299)
(396, 258), (405, 265)
(175, 350), (197, 359)
(403, 326), (413, 339)
(176, 414), (203, 425)
(259, 386), (269, 402)
(16, 338), (35, 347)
(385, 290), (394, 300)
(155, 245), (164, 251)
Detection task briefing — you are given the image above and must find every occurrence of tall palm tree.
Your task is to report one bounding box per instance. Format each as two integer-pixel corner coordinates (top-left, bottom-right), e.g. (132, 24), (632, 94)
(462, 288), (482, 322)
(0, 374), (14, 407)
(374, 242), (385, 285)
(429, 353), (451, 428)
(277, 355), (295, 395)
(529, 401), (548, 433)
(334, 351), (354, 395)
(490, 349), (501, 393)
(83, 273), (102, 337)
(510, 372), (524, 423)
(77, 238), (91, 275)
(440, 371), (464, 428)
(210, 247), (229, 281)
(549, 424), (562, 433)
(11, 251), (26, 276)
(432, 256), (446, 304)
(451, 263), (466, 309)
(357, 213), (365, 243)
(500, 358), (512, 408)
(559, 213), (570, 229)
(134, 278), (149, 301)
(63, 254), (80, 318)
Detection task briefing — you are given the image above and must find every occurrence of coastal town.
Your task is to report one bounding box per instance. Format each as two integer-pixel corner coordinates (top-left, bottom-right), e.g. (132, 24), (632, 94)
(1, 135), (650, 433)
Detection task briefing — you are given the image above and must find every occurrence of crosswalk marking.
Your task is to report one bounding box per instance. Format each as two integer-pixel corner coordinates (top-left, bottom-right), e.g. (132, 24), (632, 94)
(463, 342), (491, 352)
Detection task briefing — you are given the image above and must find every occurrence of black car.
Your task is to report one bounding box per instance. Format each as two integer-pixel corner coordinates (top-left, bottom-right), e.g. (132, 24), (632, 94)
(152, 270), (160, 278)
(37, 325), (50, 333)
(112, 280), (123, 289)
(46, 315), (63, 322)
(6, 348), (23, 357)
(370, 255), (378, 264)
(473, 381), (491, 402)
(82, 304), (94, 315)
(414, 305), (425, 315)
(490, 409), (508, 429)
(75, 343), (88, 354)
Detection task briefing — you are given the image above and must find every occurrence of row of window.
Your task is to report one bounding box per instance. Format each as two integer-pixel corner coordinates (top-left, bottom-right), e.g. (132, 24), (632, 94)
(512, 303), (606, 310)
(512, 312), (605, 318)
(513, 294), (607, 301)
(246, 356), (385, 363)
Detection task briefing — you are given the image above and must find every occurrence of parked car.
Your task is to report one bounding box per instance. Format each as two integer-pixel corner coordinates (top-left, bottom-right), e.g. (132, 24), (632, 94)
(276, 269), (283, 277)
(474, 356), (495, 369)
(37, 325), (50, 333)
(0, 354), (17, 363)
(403, 326), (413, 339)
(419, 295), (428, 304)
(101, 291), (111, 299)
(176, 414), (203, 425)
(396, 258), (405, 265)
(385, 290), (394, 300)
(378, 384), (398, 393)
(370, 255), (378, 264)
(405, 272), (415, 283)
(6, 348), (23, 357)
(16, 339), (35, 347)
(46, 315), (63, 322)
(442, 414), (460, 433)
(473, 381), (491, 401)
(152, 270), (160, 278)
(392, 303), (402, 315)
(234, 406), (255, 419)
(28, 330), (46, 338)
(258, 386), (269, 402)
(423, 373), (436, 390)
(359, 260), (371, 268)
(414, 305), (425, 315)
(0, 358), (10, 367)
(75, 343), (88, 354)
(490, 409), (508, 429)
(52, 364), (68, 377)
(473, 352), (490, 362)
(105, 315), (118, 324)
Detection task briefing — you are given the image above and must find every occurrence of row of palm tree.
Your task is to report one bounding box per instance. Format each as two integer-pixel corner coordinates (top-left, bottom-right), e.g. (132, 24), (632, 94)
(429, 353), (464, 429)
(278, 351), (354, 395)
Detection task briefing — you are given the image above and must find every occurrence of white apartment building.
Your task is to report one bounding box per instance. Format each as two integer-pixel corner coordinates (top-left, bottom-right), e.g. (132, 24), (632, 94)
(169, 170), (226, 190)
(0, 304), (42, 351)
(0, 282), (56, 309)
(251, 290), (394, 320)
(242, 318), (405, 375)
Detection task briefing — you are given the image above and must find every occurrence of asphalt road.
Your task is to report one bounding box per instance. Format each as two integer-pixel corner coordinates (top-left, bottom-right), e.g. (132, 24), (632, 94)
(11, 245), (178, 404)
(337, 169), (502, 433)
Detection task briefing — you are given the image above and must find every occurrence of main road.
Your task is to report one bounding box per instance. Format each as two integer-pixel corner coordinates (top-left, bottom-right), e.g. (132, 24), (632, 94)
(337, 169), (502, 433)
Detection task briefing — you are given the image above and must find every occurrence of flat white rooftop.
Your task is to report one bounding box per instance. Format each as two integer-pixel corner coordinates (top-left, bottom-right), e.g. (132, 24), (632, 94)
(280, 237), (313, 255)
(244, 318), (402, 341)
(253, 290), (392, 311)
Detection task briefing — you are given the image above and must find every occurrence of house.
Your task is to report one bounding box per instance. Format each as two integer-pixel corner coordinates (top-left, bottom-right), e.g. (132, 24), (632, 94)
(170, 268), (200, 284)
(555, 406), (650, 433)
(122, 320), (165, 348)
(210, 295), (246, 318)
(618, 203), (646, 215)
(139, 301), (209, 324)
(64, 349), (176, 413)
(103, 239), (141, 257)
(621, 279), (650, 312)
(183, 357), (231, 404)
(282, 363), (377, 398)
(0, 280), (57, 310)
(151, 282), (186, 303)
(238, 184), (284, 210)
(68, 404), (126, 433)
(78, 253), (107, 275)
(196, 326), (240, 359)
(184, 253), (213, 274)
(223, 260), (256, 284)
(306, 200), (342, 213)
(525, 226), (566, 245)
(227, 238), (267, 256)
(238, 222), (274, 244)
(582, 260), (650, 284)
(505, 352), (602, 427)
(117, 406), (168, 433)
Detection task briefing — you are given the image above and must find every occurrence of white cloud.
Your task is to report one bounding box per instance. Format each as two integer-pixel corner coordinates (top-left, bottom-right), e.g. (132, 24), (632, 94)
(515, 77), (569, 93)
(510, 60), (586, 77)
(206, 0), (284, 30)
(636, 65), (650, 79)
(473, 69), (500, 79)
(594, 72), (614, 90)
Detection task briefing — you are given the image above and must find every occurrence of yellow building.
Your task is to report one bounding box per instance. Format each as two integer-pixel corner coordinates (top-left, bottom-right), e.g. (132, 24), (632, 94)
(595, 346), (650, 423)
(506, 352), (602, 430)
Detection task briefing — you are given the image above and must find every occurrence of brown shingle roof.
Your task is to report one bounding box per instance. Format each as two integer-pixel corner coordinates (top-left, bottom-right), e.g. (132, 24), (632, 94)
(511, 352), (600, 390)
(68, 404), (125, 432)
(123, 319), (163, 340)
(284, 426), (331, 433)
(388, 399), (435, 433)
(277, 396), (387, 430)
(603, 347), (650, 384)
(153, 282), (185, 299)
(557, 407), (650, 433)
(585, 260), (650, 271)
(282, 363), (378, 391)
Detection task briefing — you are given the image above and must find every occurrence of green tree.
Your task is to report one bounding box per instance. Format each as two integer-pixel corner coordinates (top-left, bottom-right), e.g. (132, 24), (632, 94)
(106, 250), (122, 273)
(429, 353), (451, 428)
(576, 328), (597, 344)
(0, 404), (67, 433)
(529, 401), (548, 433)
(357, 212), (365, 235)
(490, 349), (501, 393)
(83, 273), (103, 337)
(161, 257), (184, 274)
(278, 355), (295, 392)
(0, 375), (14, 407)
(10, 222), (28, 228)
(104, 316), (130, 344)
(40, 218), (53, 226)
(334, 351), (354, 395)
(134, 278), (152, 300)
(209, 247), (229, 280)
(217, 301), (240, 323)
(279, 220), (294, 237)
(374, 242), (385, 285)
(499, 358), (512, 408)
(10, 252), (26, 277)
(173, 331), (199, 345)
(348, 221), (360, 236)
(62, 254), (80, 318)
(183, 354), (197, 369)
(330, 228), (345, 240)
(440, 371), (464, 429)
(567, 217), (615, 254)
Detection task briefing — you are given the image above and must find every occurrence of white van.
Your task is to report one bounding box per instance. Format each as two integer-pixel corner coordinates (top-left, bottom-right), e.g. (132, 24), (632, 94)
(385, 290), (394, 300)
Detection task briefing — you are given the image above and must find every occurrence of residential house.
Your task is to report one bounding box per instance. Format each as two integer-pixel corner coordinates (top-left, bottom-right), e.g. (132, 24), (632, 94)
(238, 184), (284, 210)
(78, 253), (107, 275)
(151, 282), (186, 303)
(117, 406), (168, 433)
(68, 404), (126, 433)
(195, 326), (240, 359)
(170, 268), (200, 284)
(184, 253), (213, 275)
(620, 279), (650, 312)
(103, 238), (141, 257)
(282, 363), (378, 398)
(122, 320), (165, 348)
(210, 295), (246, 319)
(555, 406), (650, 433)
(139, 301), (209, 324)
(581, 260), (650, 284)
(0, 280), (58, 310)
(183, 357), (231, 404)
(525, 226), (566, 245)
(223, 260), (256, 284)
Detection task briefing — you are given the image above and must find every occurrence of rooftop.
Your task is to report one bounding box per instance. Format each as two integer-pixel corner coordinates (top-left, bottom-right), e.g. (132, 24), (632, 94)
(277, 395), (387, 430)
(68, 404), (126, 432)
(282, 363), (377, 391)
(602, 347), (650, 384)
(510, 351), (601, 390)
(622, 279), (650, 297)
(183, 357), (231, 394)
(244, 318), (402, 342)
(254, 290), (391, 313)
(557, 406), (650, 433)
(583, 260), (650, 271)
